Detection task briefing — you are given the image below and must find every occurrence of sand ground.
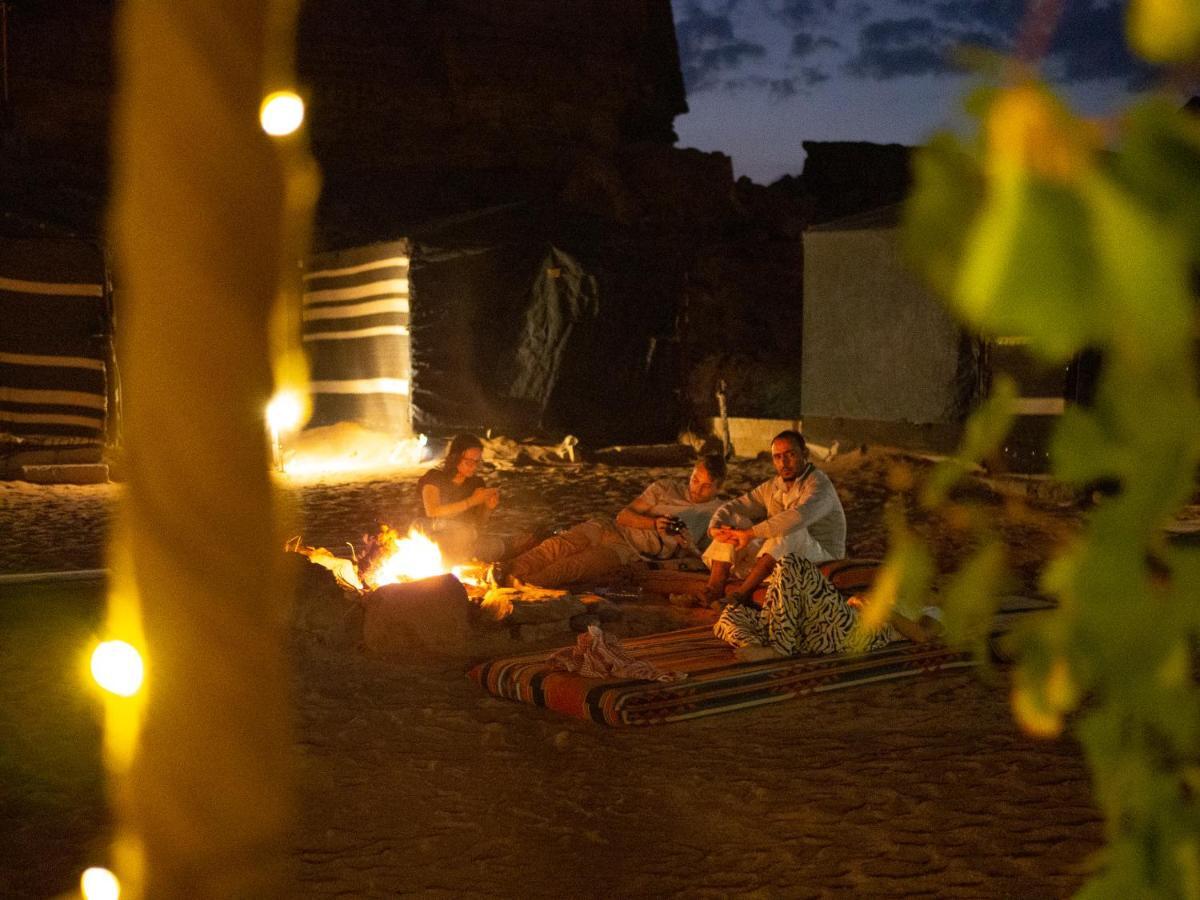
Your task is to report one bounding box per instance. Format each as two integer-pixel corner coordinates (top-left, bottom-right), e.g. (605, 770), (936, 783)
(1, 448), (1110, 898)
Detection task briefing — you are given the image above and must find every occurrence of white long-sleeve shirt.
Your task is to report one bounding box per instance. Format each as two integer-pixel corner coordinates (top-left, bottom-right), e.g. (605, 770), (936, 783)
(710, 464), (846, 560)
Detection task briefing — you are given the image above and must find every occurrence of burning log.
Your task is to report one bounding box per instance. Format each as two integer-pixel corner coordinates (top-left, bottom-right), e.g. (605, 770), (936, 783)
(284, 535), (363, 591)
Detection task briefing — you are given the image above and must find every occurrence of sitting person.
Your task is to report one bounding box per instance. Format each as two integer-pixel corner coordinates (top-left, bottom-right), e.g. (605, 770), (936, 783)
(703, 430), (846, 605)
(415, 433), (505, 562)
(505, 454), (727, 589)
(714, 555), (942, 662)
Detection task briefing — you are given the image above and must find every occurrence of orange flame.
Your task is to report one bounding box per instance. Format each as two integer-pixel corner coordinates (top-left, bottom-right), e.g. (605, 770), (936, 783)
(290, 524), (492, 594)
(363, 526), (447, 589)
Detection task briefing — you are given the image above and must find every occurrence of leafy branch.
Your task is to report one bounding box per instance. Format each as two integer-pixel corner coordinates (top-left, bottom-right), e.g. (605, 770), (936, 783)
(877, 3), (1200, 894)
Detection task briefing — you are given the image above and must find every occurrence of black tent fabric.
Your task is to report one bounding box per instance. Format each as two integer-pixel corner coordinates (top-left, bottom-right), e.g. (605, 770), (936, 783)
(407, 204), (683, 444)
(0, 237), (109, 448)
(302, 240), (412, 433)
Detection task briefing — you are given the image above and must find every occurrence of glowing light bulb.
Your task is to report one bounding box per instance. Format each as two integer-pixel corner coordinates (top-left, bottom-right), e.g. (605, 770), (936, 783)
(266, 390), (304, 433)
(81, 866), (121, 900)
(90, 641), (144, 697)
(259, 91), (305, 136)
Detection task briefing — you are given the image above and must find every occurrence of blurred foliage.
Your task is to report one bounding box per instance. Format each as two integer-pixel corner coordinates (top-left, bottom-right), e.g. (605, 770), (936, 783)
(883, 6), (1200, 895)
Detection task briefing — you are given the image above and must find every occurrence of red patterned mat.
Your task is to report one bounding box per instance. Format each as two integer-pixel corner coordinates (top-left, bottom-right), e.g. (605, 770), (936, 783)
(468, 607), (1041, 727)
(633, 557), (884, 601)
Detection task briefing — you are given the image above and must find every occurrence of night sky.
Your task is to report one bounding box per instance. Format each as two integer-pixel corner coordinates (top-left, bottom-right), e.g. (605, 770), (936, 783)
(670, 0), (1179, 184)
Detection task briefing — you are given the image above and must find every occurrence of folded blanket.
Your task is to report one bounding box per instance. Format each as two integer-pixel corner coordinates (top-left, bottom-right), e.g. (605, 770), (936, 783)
(550, 625), (687, 683)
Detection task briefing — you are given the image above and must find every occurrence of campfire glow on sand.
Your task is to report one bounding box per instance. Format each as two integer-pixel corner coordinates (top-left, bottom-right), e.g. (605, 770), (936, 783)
(278, 434), (429, 478)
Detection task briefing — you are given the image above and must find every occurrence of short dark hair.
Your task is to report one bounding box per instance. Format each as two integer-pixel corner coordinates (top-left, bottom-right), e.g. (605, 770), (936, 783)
(697, 452), (726, 482)
(771, 430), (807, 456)
(443, 433), (483, 472)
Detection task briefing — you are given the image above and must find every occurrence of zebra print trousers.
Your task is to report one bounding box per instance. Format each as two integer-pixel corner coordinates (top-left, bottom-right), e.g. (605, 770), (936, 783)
(713, 555), (898, 656)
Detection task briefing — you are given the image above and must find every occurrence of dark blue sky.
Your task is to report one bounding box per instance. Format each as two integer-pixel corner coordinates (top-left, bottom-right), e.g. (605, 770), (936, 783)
(669, 0), (1182, 183)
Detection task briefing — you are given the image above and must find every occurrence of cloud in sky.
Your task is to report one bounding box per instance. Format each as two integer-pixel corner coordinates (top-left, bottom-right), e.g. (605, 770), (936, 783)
(674, 1), (768, 92)
(672, 0), (1159, 96)
(670, 0), (1178, 184)
(791, 33), (842, 57)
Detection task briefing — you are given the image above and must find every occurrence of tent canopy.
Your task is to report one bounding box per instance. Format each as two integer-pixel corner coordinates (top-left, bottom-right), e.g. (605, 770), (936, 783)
(403, 203), (684, 443)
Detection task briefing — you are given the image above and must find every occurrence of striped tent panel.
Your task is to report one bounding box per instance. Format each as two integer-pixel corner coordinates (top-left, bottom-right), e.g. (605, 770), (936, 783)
(0, 239), (108, 444)
(303, 240), (412, 432)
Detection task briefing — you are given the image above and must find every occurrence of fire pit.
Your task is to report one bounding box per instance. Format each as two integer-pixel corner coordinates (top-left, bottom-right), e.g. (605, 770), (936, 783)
(288, 524), (621, 654)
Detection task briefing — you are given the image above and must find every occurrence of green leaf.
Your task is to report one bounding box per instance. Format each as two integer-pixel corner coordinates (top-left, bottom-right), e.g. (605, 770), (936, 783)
(1110, 100), (1200, 262)
(1050, 406), (1129, 486)
(955, 174), (1099, 360)
(1081, 172), (1195, 363)
(940, 538), (1006, 657)
(901, 133), (984, 298)
(921, 376), (1016, 507)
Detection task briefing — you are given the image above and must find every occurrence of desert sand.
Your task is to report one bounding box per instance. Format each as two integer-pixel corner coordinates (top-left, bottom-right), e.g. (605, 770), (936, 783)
(1, 447), (1109, 898)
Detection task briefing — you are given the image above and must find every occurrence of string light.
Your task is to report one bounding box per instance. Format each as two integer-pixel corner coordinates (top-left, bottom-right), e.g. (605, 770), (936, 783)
(266, 390), (304, 434)
(259, 91), (305, 136)
(90, 641), (144, 698)
(80, 866), (121, 900)
(266, 389), (305, 471)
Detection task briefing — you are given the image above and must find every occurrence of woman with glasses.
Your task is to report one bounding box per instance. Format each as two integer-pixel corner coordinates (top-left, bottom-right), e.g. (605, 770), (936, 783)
(415, 433), (504, 562)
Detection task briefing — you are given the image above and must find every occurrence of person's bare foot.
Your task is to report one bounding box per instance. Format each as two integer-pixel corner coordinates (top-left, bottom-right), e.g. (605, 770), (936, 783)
(734, 644), (784, 662)
(701, 582), (726, 605)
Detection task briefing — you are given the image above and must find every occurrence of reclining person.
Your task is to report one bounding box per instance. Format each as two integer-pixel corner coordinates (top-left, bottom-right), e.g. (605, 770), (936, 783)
(505, 454), (727, 589)
(714, 555), (942, 662)
(703, 430), (845, 606)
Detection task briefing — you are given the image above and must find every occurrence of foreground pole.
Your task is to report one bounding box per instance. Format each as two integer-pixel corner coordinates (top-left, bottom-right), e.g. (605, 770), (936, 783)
(107, 1), (307, 895)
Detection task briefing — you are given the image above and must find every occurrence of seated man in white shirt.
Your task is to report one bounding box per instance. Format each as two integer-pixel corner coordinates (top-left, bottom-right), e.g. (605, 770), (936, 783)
(504, 454), (726, 589)
(702, 430), (846, 605)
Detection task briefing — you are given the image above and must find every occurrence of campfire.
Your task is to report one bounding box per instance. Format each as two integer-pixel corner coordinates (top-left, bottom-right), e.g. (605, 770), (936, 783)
(358, 525), (489, 592)
(286, 525), (490, 596)
(287, 525), (593, 646)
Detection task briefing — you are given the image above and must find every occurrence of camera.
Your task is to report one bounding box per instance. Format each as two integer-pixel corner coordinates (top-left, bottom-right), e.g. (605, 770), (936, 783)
(663, 516), (687, 536)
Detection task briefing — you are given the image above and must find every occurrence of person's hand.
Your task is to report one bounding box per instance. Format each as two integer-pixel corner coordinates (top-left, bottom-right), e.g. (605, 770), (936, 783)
(712, 526), (752, 549)
(472, 487), (500, 509)
(654, 515), (672, 537)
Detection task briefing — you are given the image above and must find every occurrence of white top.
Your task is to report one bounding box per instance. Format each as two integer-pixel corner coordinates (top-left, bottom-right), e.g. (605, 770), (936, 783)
(615, 477), (722, 559)
(709, 464), (847, 559)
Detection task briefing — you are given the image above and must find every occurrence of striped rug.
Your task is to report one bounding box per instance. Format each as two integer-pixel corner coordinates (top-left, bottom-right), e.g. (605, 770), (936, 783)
(468, 625), (1003, 727)
(634, 557), (884, 601)
(470, 558), (1046, 726)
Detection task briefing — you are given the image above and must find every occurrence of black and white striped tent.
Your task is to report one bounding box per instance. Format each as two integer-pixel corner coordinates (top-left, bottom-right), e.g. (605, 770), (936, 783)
(0, 237), (111, 453)
(303, 206), (688, 444)
(302, 240), (412, 433)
